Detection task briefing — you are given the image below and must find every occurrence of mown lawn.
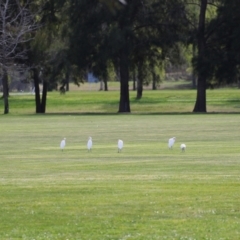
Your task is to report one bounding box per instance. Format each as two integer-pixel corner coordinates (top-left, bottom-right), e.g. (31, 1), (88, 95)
(2, 87), (240, 114)
(0, 113), (239, 240)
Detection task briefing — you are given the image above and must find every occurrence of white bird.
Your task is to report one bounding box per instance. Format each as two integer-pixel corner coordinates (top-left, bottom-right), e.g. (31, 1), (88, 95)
(180, 143), (186, 152)
(87, 137), (93, 152)
(168, 137), (176, 149)
(60, 138), (66, 151)
(118, 0), (127, 5)
(118, 139), (123, 153)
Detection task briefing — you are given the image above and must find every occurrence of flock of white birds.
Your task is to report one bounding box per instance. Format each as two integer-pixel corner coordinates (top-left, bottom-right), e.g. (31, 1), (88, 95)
(60, 136), (186, 152)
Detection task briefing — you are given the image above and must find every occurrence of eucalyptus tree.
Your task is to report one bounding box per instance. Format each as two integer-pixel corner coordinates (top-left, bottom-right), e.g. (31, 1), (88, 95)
(0, 0), (38, 114)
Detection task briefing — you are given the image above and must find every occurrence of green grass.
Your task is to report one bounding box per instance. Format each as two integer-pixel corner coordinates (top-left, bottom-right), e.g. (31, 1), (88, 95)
(0, 114), (240, 239)
(3, 87), (240, 114)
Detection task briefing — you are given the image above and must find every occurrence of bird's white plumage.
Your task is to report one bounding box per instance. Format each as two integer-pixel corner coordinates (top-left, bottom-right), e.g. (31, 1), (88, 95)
(60, 138), (66, 150)
(168, 137), (176, 149)
(118, 139), (123, 152)
(87, 137), (93, 151)
(180, 143), (186, 151)
(118, 0), (127, 5)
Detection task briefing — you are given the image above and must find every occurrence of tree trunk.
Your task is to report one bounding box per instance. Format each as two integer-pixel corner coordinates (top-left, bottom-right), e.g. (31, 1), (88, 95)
(40, 80), (48, 113)
(193, 0), (207, 112)
(99, 80), (103, 91)
(133, 68), (136, 90)
(65, 70), (69, 91)
(118, 48), (130, 113)
(104, 78), (108, 91)
(192, 43), (197, 89)
(2, 68), (9, 114)
(136, 61), (143, 99)
(33, 68), (48, 113)
(193, 75), (206, 112)
(66, 81), (69, 91)
(152, 71), (157, 90)
(33, 68), (41, 113)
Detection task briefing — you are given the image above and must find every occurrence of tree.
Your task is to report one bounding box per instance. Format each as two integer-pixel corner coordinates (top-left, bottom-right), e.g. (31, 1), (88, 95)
(190, 0), (221, 112)
(27, 0), (78, 113)
(0, 0), (37, 114)
(205, 0), (240, 85)
(192, 0), (208, 112)
(68, 0), (189, 112)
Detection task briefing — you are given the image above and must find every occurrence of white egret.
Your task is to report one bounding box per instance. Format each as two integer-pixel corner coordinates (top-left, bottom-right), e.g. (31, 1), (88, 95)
(168, 137), (176, 149)
(118, 139), (123, 153)
(60, 138), (66, 151)
(180, 143), (186, 152)
(87, 137), (93, 152)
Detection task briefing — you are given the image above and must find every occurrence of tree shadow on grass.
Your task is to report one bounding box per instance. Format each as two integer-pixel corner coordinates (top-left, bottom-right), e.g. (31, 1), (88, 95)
(21, 111), (240, 117)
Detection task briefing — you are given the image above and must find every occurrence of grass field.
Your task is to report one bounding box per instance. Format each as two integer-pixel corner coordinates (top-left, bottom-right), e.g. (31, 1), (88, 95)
(4, 86), (240, 114)
(0, 113), (240, 240)
(0, 86), (240, 239)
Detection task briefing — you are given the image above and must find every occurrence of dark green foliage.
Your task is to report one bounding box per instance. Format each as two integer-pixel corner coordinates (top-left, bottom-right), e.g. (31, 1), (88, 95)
(199, 0), (240, 85)
(68, 0), (189, 110)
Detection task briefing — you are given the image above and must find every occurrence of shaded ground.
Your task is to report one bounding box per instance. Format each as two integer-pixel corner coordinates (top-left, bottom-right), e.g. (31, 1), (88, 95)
(68, 80), (193, 92)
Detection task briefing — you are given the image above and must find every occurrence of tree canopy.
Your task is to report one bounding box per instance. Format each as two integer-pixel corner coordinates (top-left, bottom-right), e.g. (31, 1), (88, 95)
(1, 0), (240, 114)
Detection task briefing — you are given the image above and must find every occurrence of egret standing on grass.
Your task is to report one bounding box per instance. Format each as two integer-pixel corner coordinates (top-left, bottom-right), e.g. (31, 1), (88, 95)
(118, 139), (123, 153)
(168, 137), (176, 149)
(180, 143), (186, 152)
(87, 137), (93, 152)
(60, 138), (66, 151)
